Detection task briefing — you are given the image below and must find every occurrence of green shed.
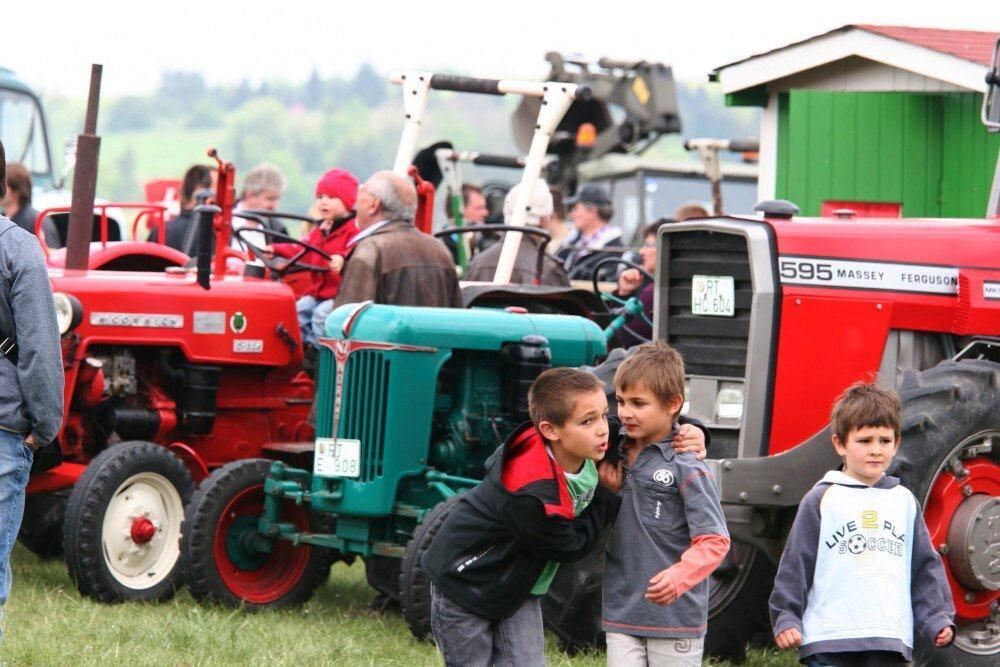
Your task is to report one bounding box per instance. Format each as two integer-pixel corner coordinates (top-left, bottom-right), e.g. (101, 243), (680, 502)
(711, 25), (1000, 217)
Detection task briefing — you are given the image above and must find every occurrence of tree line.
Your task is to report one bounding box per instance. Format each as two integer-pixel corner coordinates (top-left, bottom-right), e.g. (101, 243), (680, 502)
(41, 64), (758, 215)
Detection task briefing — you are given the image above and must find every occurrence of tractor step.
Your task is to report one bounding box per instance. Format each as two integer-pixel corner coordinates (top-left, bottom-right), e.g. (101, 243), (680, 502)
(262, 441), (315, 455)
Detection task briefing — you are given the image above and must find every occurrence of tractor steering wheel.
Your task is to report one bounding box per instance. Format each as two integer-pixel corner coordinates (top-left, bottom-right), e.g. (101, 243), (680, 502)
(589, 256), (656, 344)
(434, 224), (552, 284)
(588, 256), (654, 297)
(233, 225), (332, 278)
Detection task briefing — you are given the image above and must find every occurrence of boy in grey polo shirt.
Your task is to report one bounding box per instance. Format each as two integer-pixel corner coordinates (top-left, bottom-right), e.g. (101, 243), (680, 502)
(598, 341), (730, 666)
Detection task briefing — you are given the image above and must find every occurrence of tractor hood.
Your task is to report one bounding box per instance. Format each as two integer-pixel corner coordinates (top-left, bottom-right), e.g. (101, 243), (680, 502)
(760, 215), (1000, 270)
(325, 303), (607, 367)
(49, 268), (302, 367)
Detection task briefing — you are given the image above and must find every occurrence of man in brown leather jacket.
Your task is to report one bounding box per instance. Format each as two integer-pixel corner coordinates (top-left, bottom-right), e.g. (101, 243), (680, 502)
(336, 170), (461, 308)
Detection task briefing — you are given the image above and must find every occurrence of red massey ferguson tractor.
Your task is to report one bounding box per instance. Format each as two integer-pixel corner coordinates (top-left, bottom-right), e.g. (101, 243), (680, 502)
(548, 48), (1000, 664)
(21, 153), (328, 603)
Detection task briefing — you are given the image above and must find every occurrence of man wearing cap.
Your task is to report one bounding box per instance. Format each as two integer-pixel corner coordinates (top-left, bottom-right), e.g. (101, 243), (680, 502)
(464, 179), (569, 286)
(265, 168), (360, 349)
(559, 183), (624, 281)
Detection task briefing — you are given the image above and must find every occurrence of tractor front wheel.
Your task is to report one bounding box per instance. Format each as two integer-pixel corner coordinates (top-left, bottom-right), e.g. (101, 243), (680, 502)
(891, 360), (1000, 665)
(399, 493), (465, 640)
(62, 442), (194, 602)
(181, 458), (329, 609)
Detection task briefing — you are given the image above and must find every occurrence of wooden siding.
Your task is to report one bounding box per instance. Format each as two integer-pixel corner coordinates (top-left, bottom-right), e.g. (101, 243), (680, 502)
(775, 91), (1000, 217)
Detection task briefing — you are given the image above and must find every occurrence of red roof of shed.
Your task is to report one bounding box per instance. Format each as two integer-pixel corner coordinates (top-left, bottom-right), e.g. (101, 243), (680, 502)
(854, 25), (998, 67)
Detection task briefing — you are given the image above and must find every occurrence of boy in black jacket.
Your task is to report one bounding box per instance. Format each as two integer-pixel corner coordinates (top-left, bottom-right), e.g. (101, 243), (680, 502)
(422, 368), (705, 665)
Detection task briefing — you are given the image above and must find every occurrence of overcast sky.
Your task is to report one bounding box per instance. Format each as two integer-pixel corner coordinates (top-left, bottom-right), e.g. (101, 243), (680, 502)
(6, 1), (997, 97)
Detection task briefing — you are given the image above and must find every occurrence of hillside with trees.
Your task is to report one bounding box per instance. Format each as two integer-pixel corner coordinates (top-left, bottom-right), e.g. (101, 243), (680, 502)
(41, 64), (758, 215)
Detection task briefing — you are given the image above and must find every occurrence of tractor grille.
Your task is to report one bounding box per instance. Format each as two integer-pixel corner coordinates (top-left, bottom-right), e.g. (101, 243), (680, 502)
(316, 347), (390, 482)
(665, 231), (752, 378)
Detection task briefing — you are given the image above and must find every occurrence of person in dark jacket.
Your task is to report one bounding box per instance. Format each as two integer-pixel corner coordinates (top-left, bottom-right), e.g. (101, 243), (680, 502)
(0, 141), (65, 646)
(464, 178), (569, 286)
(335, 171), (460, 309)
(422, 368), (617, 665)
(613, 218), (673, 348)
(147, 164), (214, 253)
(2, 163), (59, 248)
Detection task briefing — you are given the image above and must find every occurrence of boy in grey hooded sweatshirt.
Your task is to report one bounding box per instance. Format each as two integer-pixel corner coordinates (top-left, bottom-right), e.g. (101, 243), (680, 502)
(769, 383), (954, 665)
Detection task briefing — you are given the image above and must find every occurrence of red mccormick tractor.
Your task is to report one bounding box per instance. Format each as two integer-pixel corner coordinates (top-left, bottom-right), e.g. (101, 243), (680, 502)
(23, 153), (324, 603)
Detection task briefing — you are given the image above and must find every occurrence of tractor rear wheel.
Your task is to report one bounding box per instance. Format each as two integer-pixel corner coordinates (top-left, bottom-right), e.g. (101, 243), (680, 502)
(399, 493), (465, 641)
(703, 541), (775, 660)
(62, 441), (194, 602)
(890, 360), (1000, 665)
(181, 458), (329, 610)
(541, 534), (774, 660)
(18, 491), (68, 560)
(541, 527), (611, 653)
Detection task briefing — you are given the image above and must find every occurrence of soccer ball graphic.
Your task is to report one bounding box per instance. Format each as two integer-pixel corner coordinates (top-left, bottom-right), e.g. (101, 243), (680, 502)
(847, 534), (867, 554)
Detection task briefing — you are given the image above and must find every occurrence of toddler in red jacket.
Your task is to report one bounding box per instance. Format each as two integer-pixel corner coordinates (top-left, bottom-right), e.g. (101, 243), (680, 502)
(267, 168), (359, 347)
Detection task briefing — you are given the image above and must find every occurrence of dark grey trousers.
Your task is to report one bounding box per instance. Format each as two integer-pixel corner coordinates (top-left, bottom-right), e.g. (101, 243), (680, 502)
(429, 584), (546, 666)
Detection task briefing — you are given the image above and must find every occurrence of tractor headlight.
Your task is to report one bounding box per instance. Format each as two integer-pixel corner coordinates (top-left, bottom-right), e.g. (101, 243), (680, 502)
(715, 383), (744, 424)
(53, 292), (83, 334)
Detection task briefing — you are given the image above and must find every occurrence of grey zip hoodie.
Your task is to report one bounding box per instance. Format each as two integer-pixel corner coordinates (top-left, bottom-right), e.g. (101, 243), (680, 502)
(0, 219), (64, 445)
(770, 471), (955, 662)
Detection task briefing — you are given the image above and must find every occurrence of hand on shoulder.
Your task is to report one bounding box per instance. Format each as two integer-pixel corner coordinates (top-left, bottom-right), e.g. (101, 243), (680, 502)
(671, 423), (706, 460)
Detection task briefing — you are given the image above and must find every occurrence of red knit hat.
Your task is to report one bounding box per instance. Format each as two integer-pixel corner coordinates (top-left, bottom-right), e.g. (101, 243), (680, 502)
(315, 168), (359, 210)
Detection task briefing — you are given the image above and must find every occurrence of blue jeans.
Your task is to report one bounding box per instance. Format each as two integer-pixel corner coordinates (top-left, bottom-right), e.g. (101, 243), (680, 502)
(430, 584), (545, 667)
(296, 296), (335, 348)
(0, 429), (33, 645)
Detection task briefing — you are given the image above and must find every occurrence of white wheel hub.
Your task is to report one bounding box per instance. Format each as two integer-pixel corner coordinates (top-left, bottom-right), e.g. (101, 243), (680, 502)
(101, 472), (184, 590)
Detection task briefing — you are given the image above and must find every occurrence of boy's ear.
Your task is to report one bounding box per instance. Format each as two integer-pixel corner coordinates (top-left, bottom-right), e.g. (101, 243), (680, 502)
(666, 393), (684, 417)
(832, 433), (846, 456)
(537, 420), (559, 442)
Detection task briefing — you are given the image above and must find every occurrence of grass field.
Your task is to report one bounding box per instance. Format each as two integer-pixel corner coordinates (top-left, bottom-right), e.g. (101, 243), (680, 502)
(2, 545), (798, 666)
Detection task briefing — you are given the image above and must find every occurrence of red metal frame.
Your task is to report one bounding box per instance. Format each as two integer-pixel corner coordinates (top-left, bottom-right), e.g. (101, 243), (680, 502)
(34, 203), (168, 258)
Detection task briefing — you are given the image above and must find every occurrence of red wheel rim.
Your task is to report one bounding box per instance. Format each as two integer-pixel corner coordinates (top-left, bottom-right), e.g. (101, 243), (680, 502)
(213, 483), (312, 604)
(924, 456), (1000, 622)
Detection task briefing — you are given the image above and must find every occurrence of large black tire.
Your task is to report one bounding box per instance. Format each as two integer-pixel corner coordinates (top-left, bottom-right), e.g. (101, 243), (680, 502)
(541, 526), (612, 653)
(889, 360), (1000, 665)
(703, 542), (776, 661)
(542, 534), (774, 660)
(62, 441), (194, 602)
(399, 493), (465, 641)
(18, 491), (68, 560)
(181, 458), (329, 610)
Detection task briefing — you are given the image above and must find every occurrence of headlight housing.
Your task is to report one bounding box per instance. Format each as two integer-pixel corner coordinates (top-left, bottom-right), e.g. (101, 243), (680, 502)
(53, 292), (83, 334)
(715, 383), (745, 424)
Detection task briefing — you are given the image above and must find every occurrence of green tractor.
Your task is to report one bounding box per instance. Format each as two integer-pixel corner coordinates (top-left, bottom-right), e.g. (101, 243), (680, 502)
(180, 302), (607, 634)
